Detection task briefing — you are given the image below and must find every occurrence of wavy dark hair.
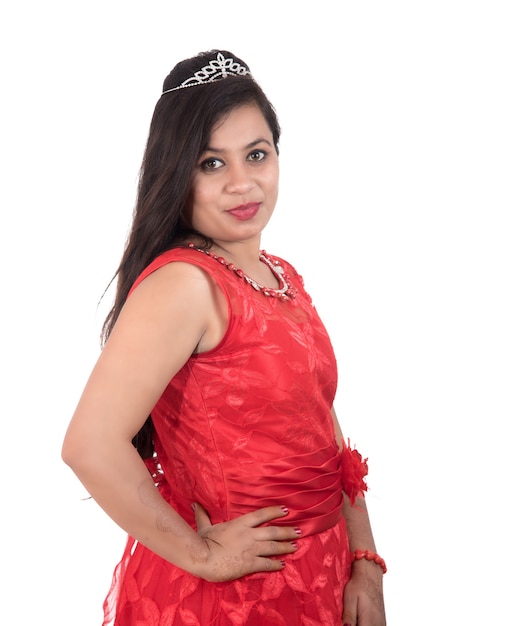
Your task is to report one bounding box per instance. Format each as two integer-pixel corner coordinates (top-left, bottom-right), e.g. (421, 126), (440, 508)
(100, 50), (281, 458)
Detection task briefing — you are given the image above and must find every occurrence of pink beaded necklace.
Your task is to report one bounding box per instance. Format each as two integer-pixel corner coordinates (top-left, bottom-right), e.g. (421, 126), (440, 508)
(187, 243), (297, 301)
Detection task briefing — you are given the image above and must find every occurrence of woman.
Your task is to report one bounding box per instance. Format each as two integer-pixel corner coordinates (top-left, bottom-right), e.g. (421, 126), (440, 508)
(62, 49), (387, 626)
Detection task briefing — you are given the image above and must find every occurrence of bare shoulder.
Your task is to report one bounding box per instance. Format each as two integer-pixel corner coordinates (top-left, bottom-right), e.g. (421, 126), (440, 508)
(135, 259), (213, 293)
(122, 260), (227, 354)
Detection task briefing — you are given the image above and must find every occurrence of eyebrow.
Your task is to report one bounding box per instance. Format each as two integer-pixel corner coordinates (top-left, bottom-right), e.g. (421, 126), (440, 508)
(203, 138), (273, 154)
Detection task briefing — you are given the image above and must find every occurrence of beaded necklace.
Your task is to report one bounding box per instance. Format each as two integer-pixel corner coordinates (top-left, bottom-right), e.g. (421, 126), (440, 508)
(187, 243), (297, 301)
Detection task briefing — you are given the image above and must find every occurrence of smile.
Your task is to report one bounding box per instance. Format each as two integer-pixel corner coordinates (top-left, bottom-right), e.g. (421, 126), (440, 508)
(227, 202), (260, 221)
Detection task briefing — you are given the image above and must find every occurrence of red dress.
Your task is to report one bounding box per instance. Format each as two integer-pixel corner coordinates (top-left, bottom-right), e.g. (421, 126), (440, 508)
(103, 247), (362, 626)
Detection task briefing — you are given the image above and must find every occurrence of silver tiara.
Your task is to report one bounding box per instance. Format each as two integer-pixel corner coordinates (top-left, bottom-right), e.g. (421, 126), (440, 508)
(162, 52), (251, 94)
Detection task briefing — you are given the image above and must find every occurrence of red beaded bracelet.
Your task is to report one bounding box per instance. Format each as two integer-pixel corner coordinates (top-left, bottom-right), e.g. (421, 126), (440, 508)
(350, 549), (387, 574)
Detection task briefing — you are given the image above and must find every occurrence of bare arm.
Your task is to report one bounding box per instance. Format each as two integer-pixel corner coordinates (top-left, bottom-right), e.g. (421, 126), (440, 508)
(331, 407), (386, 625)
(62, 262), (298, 581)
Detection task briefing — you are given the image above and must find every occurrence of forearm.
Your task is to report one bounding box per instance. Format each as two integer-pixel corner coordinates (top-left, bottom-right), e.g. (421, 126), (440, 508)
(63, 440), (207, 574)
(342, 494), (386, 625)
(343, 493), (385, 608)
(342, 494), (377, 553)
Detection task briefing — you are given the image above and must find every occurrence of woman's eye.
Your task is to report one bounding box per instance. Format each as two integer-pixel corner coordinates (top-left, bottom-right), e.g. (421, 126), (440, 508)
(248, 149), (266, 162)
(200, 157), (223, 171)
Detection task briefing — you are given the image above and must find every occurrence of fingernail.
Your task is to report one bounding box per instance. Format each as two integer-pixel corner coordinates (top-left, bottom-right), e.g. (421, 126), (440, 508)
(291, 542), (298, 549)
(294, 527), (302, 535)
(190, 503), (196, 511)
(281, 506), (289, 514)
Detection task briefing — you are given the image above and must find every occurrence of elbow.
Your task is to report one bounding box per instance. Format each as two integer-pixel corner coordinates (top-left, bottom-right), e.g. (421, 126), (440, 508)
(61, 429), (90, 473)
(61, 437), (74, 468)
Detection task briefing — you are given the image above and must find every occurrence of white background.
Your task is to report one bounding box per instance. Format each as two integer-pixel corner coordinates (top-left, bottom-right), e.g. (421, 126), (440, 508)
(1, 1), (514, 624)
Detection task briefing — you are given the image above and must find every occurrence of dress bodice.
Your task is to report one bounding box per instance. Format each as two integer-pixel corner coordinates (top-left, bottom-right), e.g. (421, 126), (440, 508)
(130, 247), (342, 537)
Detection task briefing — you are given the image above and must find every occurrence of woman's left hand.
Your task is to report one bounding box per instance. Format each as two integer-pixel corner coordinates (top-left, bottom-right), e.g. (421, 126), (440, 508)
(342, 559), (386, 626)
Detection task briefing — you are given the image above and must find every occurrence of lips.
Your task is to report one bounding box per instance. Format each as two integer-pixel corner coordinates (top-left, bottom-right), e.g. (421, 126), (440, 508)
(227, 202), (260, 221)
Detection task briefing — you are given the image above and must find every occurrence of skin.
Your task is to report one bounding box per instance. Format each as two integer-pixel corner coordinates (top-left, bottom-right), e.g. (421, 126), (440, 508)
(189, 103), (280, 285)
(332, 409), (386, 625)
(62, 104), (386, 623)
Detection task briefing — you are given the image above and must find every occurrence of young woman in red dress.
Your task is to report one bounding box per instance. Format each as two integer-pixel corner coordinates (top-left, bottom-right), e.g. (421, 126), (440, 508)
(62, 49), (387, 626)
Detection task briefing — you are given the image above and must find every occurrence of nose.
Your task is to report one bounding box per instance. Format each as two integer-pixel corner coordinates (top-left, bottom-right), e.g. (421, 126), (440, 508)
(225, 163), (254, 195)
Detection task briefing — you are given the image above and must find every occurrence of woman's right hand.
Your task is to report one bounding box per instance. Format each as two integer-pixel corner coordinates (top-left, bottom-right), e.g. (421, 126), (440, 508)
(191, 502), (300, 582)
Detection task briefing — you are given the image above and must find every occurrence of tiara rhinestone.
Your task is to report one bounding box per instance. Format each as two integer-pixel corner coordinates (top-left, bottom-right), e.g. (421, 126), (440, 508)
(162, 52), (252, 95)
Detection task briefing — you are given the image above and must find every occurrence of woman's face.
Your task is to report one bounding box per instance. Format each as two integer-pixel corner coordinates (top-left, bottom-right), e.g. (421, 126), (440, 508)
(190, 104), (279, 246)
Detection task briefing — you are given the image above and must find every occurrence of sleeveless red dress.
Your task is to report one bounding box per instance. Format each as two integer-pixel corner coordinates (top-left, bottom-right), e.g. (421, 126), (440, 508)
(103, 247), (361, 626)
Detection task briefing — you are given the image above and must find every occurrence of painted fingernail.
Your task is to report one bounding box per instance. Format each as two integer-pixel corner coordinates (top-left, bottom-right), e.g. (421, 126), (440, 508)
(291, 542), (298, 549)
(294, 527), (302, 535)
(281, 506), (289, 514)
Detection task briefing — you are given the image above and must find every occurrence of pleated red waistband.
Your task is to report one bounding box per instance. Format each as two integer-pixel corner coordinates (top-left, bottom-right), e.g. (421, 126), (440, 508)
(222, 444), (344, 537)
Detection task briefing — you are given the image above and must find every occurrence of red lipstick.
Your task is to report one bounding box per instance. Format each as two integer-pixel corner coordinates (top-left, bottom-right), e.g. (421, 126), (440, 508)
(227, 202), (260, 221)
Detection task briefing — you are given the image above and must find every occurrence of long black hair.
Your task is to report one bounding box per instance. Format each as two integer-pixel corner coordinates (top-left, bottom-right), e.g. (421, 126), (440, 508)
(101, 50), (281, 458)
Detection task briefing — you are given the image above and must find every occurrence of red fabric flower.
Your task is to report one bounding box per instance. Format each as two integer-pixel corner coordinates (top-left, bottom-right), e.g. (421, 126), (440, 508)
(340, 439), (368, 505)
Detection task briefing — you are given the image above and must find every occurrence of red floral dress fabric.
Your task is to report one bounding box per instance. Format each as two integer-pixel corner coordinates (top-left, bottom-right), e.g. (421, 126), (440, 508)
(102, 247), (364, 626)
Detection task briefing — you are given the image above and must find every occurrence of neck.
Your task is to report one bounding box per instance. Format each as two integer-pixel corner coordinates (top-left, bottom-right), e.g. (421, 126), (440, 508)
(205, 238), (278, 289)
(210, 238), (262, 267)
